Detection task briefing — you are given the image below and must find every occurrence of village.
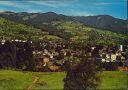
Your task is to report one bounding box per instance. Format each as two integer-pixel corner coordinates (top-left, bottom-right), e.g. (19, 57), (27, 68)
(0, 39), (128, 72)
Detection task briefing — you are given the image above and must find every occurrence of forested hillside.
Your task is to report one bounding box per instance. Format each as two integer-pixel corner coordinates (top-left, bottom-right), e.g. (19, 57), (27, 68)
(74, 15), (127, 34)
(0, 17), (127, 46)
(0, 11), (127, 34)
(39, 21), (127, 46)
(0, 17), (65, 43)
(0, 17), (43, 40)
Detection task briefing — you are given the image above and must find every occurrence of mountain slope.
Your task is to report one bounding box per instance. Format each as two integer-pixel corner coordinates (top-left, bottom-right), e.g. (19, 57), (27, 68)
(38, 21), (128, 45)
(0, 17), (64, 42)
(0, 15), (127, 46)
(74, 15), (127, 34)
(0, 11), (127, 34)
(0, 11), (74, 26)
(0, 17), (43, 40)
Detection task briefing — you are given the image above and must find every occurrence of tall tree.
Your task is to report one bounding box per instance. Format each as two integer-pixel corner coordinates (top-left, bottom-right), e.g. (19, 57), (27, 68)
(64, 55), (100, 90)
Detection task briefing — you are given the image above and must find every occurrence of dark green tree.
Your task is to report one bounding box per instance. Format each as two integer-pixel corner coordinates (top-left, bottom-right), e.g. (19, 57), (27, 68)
(64, 55), (100, 90)
(0, 40), (16, 68)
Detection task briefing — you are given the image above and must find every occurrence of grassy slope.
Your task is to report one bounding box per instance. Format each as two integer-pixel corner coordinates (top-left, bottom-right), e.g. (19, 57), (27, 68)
(0, 17), (64, 42)
(54, 21), (127, 45)
(0, 70), (127, 90)
(0, 70), (33, 90)
(33, 72), (66, 89)
(98, 71), (128, 89)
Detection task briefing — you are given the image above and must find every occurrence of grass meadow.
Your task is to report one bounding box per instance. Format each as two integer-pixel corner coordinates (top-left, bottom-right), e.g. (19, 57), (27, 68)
(0, 70), (127, 90)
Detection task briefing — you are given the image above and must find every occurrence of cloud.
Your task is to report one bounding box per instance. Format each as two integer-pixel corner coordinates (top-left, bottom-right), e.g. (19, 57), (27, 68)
(94, 2), (113, 6)
(0, 1), (33, 9)
(0, 10), (5, 12)
(0, 1), (19, 7)
(0, 0), (73, 12)
(66, 9), (93, 16)
(73, 12), (93, 16)
(28, 0), (77, 8)
(0, 1), (52, 12)
(94, 0), (127, 6)
(28, 1), (67, 8)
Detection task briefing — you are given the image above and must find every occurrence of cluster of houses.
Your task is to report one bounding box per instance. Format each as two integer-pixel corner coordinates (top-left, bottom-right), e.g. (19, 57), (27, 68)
(32, 41), (128, 71)
(100, 46), (128, 62)
(0, 38), (128, 71)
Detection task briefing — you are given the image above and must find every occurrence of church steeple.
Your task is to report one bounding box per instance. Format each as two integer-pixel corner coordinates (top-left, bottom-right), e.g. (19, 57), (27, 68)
(1, 36), (6, 45)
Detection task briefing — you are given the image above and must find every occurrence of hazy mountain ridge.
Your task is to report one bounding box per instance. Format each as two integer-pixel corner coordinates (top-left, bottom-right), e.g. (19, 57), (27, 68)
(73, 15), (127, 34)
(0, 11), (127, 34)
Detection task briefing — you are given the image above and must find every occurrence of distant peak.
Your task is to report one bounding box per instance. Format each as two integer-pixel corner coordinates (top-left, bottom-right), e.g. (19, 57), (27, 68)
(20, 12), (28, 14)
(97, 15), (112, 17)
(45, 12), (57, 15)
(2, 11), (15, 14)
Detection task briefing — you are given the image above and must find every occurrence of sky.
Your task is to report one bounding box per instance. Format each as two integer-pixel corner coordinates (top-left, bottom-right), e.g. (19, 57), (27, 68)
(0, 0), (127, 19)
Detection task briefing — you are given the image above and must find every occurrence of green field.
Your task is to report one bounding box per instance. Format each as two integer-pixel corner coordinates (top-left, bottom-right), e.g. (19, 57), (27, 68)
(0, 70), (127, 90)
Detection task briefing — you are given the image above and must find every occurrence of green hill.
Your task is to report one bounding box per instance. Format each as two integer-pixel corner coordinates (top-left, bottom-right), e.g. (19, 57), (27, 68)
(0, 12), (127, 34)
(40, 21), (128, 46)
(0, 17), (44, 40)
(0, 17), (64, 43)
(0, 17), (127, 46)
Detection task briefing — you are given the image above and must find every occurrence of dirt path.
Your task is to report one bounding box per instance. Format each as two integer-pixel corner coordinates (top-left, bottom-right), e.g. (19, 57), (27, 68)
(27, 76), (39, 90)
